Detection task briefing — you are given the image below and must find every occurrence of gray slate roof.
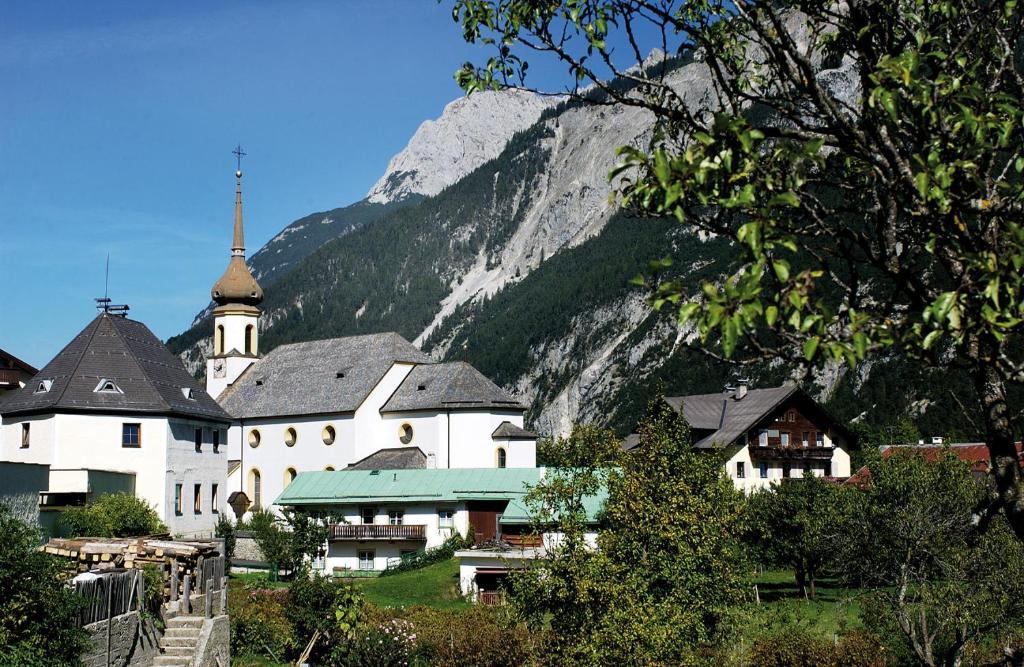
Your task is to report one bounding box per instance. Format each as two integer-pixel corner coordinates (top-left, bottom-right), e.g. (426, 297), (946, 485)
(0, 313), (230, 422)
(346, 446), (427, 470)
(380, 361), (525, 413)
(218, 332), (429, 419)
(491, 421), (537, 440)
(664, 384), (800, 448)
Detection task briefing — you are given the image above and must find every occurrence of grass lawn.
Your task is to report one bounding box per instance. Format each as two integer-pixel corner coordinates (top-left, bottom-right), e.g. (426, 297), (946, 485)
(228, 570), (289, 589)
(741, 569), (865, 640)
(355, 558), (470, 610)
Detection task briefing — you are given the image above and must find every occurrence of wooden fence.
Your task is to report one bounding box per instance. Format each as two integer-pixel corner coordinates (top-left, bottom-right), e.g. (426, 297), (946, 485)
(170, 555), (227, 617)
(75, 569), (141, 626)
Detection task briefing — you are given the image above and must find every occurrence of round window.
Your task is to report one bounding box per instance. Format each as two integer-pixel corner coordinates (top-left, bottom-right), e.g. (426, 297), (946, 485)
(248, 429), (261, 448)
(399, 423), (414, 445)
(285, 427), (297, 447)
(322, 425), (336, 445)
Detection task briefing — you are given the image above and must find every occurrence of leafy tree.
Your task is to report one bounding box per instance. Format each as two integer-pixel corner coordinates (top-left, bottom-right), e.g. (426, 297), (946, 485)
(246, 507), (341, 578)
(744, 473), (852, 599)
(838, 449), (1024, 666)
(451, 0), (1024, 536)
(59, 492), (166, 537)
(215, 513), (236, 568)
(0, 504), (88, 667)
(510, 399), (745, 664)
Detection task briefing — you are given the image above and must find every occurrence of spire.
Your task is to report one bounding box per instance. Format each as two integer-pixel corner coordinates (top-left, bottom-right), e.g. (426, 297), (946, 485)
(231, 144), (247, 256)
(211, 147), (263, 307)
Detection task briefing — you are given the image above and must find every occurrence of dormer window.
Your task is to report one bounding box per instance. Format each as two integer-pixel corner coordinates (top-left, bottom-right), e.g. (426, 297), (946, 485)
(417, 384), (427, 391)
(181, 387), (196, 400)
(94, 379), (123, 394)
(34, 379), (53, 394)
(336, 371), (346, 379)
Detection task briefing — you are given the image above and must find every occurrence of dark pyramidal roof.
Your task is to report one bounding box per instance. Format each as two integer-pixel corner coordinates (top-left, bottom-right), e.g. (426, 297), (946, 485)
(346, 446), (427, 470)
(0, 312), (230, 422)
(381, 361), (525, 413)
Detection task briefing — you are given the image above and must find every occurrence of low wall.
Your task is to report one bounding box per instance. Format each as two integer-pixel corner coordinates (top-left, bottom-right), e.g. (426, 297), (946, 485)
(195, 615), (231, 667)
(82, 610), (160, 667)
(234, 531), (264, 563)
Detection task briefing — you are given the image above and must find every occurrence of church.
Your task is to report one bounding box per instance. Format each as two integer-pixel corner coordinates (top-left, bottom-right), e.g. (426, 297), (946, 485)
(204, 167), (538, 518)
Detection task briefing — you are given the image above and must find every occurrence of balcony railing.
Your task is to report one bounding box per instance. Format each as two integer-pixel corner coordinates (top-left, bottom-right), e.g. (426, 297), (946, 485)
(749, 445), (835, 461)
(329, 524), (427, 541)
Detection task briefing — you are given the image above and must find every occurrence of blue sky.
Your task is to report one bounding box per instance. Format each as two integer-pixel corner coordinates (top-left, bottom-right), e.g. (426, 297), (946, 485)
(0, 1), (648, 368)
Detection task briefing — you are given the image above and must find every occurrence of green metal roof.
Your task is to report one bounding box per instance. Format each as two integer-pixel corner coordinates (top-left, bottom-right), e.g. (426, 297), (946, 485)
(275, 467), (543, 505)
(498, 488), (607, 525)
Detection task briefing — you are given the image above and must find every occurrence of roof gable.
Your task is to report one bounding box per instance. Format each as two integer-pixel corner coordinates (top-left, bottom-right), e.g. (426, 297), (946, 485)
(218, 332), (430, 419)
(380, 361), (524, 413)
(0, 313), (229, 421)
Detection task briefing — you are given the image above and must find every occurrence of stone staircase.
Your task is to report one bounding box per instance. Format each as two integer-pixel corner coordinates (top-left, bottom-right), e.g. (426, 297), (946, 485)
(153, 615), (204, 667)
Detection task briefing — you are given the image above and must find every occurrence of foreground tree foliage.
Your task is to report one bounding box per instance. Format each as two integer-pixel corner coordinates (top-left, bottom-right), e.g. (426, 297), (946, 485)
(511, 401), (745, 665)
(453, 0), (1024, 537)
(744, 473), (851, 599)
(0, 504), (87, 667)
(838, 450), (1024, 666)
(59, 492), (166, 538)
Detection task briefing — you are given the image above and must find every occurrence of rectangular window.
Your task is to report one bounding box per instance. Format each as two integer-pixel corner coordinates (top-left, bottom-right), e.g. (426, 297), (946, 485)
(20, 423), (30, 448)
(360, 507), (375, 525)
(388, 510), (404, 526)
(194, 427), (203, 453)
(122, 423), (141, 448)
(782, 463), (792, 478)
(758, 430), (768, 447)
(816, 432), (825, 447)
(759, 462), (769, 478)
(358, 550), (375, 571)
(438, 509), (454, 529)
(824, 462), (832, 477)
(788, 410), (796, 422)
(174, 484), (183, 515)
(193, 483), (202, 514)
(780, 432), (790, 447)
(212, 429), (221, 453)
(768, 429), (780, 438)
(736, 461), (745, 479)
(211, 483), (219, 513)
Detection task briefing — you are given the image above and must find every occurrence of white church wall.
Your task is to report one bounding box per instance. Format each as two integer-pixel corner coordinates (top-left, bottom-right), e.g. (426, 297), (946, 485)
(448, 411), (536, 468)
(378, 412), (444, 464)
(355, 363), (418, 462)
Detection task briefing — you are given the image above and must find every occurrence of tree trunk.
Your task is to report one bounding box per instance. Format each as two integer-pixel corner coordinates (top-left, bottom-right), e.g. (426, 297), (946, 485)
(795, 566), (807, 599)
(974, 352), (1024, 540)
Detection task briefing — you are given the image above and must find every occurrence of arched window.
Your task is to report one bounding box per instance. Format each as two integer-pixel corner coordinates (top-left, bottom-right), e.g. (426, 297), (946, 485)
(322, 425), (336, 445)
(284, 427), (297, 447)
(324, 465), (335, 472)
(398, 423), (414, 445)
(248, 468), (262, 509)
(496, 447), (507, 469)
(248, 429), (261, 448)
(245, 324), (255, 355)
(215, 325), (225, 355)
(284, 467), (297, 487)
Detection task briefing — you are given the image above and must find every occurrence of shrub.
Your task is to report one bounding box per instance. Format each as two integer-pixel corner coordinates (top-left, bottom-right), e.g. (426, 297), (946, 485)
(748, 629), (889, 667)
(403, 604), (538, 667)
(379, 532), (470, 576)
(0, 504), (89, 667)
(286, 574), (363, 662)
(229, 588), (295, 663)
(345, 618), (417, 667)
(215, 514), (235, 567)
(59, 493), (166, 537)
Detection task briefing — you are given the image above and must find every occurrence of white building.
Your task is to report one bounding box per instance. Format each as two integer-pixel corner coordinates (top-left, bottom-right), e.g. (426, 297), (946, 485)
(623, 382), (853, 491)
(199, 169), (537, 517)
(0, 311), (231, 537)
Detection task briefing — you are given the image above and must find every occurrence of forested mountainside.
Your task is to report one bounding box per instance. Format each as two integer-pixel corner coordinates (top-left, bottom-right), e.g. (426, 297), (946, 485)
(168, 59), (999, 442)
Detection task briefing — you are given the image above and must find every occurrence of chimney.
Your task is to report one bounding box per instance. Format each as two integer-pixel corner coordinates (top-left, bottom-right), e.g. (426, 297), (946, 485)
(735, 378), (749, 400)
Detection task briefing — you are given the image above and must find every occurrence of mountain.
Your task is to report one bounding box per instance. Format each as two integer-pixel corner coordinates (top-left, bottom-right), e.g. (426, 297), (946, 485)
(169, 54), (995, 444)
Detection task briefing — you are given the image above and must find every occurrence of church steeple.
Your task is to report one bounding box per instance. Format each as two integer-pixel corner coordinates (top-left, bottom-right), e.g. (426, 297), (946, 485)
(211, 157), (263, 307)
(207, 147), (262, 399)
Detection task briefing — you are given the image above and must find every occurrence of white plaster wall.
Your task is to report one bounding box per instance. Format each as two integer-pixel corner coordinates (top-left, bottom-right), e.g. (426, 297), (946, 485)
(355, 363), (418, 461)
(235, 414), (355, 515)
(448, 411), (536, 468)
(215, 311), (258, 357)
(1, 413), (57, 465)
(165, 420), (229, 538)
(206, 355), (256, 399)
(457, 552), (535, 598)
(379, 412), (443, 462)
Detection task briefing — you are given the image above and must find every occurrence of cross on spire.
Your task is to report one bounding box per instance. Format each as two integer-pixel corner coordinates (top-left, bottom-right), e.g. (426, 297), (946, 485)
(232, 144), (247, 173)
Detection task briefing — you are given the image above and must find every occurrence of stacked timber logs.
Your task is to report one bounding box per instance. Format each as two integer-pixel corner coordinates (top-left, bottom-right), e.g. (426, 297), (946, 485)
(42, 537), (222, 602)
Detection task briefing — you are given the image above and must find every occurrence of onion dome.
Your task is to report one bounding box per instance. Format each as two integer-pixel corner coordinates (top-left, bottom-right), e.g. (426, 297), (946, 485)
(211, 170), (263, 306)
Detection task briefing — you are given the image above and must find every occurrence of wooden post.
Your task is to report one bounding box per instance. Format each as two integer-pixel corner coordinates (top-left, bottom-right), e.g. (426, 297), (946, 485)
(205, 578), (213, 618)
(170, 561), (179, 602)
(182, 574), (191, 615)
(105, 578), (113, 667)
(220, 577), (228, 615)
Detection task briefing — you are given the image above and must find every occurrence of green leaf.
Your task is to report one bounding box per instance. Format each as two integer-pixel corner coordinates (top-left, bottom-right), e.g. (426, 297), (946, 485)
(765, 305), (779, 326)
(773, 260), (791, 282)
(803, 336), (820, 360)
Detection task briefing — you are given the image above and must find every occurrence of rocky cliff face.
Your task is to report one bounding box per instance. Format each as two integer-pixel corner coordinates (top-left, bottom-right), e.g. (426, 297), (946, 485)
(366, 89), (557, 204)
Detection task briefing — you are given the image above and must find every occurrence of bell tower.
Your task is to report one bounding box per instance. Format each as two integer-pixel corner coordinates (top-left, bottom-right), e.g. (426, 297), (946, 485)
(207, 147), (262, 398)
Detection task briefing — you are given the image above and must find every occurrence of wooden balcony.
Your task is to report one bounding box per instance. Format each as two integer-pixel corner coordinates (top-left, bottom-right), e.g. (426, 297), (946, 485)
(502, 533), (543, 548)
(749, 445), (835, 461)
(329, 524), (426, 541)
